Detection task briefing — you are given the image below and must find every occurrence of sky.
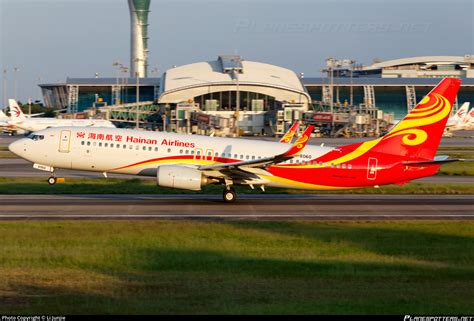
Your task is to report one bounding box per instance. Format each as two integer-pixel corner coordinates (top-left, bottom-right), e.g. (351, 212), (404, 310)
(0, 0), (472, 104)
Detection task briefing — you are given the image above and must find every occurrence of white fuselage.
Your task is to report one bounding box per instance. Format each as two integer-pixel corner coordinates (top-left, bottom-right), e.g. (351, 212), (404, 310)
(9, 127), (335, 188)
(8, 118), (115, 132)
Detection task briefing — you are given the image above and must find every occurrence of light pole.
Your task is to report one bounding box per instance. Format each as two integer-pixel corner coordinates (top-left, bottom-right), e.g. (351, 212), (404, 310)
(122, 66), (129, 104)
(234, 70), (240, 137)
(135, 70), (140, 129)
(2, 69), (6, 109)
(113, 61), (122, 105)
(13, 67), (19, 101)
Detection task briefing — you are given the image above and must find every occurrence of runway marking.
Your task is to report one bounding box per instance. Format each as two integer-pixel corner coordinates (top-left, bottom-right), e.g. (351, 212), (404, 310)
(0, 214), (473, 219)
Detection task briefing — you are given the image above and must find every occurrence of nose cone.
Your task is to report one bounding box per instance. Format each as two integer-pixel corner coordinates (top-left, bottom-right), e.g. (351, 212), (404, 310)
(8, 139), (26, 158)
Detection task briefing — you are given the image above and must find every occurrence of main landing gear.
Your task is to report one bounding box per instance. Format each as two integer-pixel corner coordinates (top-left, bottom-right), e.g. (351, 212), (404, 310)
(223, 186), (237, 203)
(48, 176), (57, 185)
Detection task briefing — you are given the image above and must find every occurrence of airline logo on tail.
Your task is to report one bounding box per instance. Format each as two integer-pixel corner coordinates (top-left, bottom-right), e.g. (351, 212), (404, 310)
(12, 106), (22, 118)
(387, 92), (451, 147)
(456, 108), (466, 118)
(324, 78), (460, 164)
(8, 99), (25, 120)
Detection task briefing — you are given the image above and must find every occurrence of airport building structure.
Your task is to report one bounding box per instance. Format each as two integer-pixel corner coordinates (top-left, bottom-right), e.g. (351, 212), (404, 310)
(39, 54), (474, 136)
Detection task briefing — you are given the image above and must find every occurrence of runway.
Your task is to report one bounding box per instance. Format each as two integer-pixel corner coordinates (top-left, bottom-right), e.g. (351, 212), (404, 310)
(0, 194), (472, 221)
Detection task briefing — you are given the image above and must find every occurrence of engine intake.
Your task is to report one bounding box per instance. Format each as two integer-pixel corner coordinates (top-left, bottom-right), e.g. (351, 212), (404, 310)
(156, 165), (208, 191)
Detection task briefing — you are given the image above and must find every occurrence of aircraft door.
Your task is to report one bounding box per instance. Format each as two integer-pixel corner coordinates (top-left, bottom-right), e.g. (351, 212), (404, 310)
(367, 158), (378, 180)
(58, 130), (71, 153)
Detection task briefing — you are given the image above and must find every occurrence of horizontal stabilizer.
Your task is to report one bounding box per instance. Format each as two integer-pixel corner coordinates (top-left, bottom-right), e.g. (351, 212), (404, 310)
(403, 156), (460, 166)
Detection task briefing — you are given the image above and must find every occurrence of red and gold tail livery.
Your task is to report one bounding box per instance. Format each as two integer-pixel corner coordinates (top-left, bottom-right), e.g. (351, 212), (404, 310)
(372, 78), (461, 160)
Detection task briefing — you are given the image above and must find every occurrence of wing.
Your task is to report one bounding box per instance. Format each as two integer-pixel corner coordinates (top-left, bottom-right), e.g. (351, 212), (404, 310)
(199, 126), (314, 183)
(279, 121), (300, 143)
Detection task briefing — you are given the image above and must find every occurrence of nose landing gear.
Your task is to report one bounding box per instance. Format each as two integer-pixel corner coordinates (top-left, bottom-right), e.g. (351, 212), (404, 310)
(47, 176), (57, 185)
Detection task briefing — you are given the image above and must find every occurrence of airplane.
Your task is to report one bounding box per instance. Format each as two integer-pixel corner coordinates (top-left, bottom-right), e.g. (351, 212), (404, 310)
(9, 78), (461, 202)
(0, 109), (8, 126)
(462, 106), (474, 130)
(444, 102), (474, 133)
(7, 99), (116, 132)
(446, 102), (469, 127)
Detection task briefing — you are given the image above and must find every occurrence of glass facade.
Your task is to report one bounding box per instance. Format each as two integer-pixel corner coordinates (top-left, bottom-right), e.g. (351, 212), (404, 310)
(194, 91), (278, 112)
(306, 85), (474, 119)
(76, 86), (155, 111)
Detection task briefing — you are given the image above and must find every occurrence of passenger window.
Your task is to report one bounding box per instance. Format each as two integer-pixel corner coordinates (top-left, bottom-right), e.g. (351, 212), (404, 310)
(93, 142), (96, 146)
(123, 145), (127, 149)
(81, 141), (85, 145)
(185, 150), (189, 154)
(116, 144), (120, 148)
(87, 141), (91, 146)
(98, 142), (102, 147)
(348, 164), (353, 169)
(180, 149), (183, 154)
(168, 148), (172, 153)
(110, 143), (114, 148)
(135, 145), (139, 150)
(155, 147), (158, 152)
(342, 164), (347, 169)
(105, 143), (108, 147)
(252, 156), (255, 160)
(148, 146), (152, 151)
(234, 154), (238, 158)
(143, 146), (146, 151)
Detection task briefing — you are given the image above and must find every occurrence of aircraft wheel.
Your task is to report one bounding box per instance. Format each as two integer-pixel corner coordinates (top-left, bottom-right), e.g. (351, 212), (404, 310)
(48, 177), (57, 185)
(223, 187), (236, 203)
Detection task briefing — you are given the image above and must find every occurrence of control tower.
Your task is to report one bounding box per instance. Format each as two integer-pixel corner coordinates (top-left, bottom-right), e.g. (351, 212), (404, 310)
(128, 0), (151, 78)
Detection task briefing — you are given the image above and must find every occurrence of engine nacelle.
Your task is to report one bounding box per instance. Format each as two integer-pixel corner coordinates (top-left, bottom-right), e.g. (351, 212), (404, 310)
(156, 165), (208, 191)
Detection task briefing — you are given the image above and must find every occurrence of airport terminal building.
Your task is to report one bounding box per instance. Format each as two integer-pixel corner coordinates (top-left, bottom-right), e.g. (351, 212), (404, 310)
(39, 55), (474, 133)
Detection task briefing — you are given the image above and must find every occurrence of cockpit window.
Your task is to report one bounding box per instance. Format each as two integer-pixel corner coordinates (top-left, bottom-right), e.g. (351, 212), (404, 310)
(28, 134), (44, 141)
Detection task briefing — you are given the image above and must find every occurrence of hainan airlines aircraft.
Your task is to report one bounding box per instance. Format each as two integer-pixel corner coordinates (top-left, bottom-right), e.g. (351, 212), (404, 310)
(7, 99), (116, 132)
(9, 78), (461, 202)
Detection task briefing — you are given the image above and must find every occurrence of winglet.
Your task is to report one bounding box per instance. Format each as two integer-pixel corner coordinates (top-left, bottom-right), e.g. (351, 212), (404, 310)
(281, 125), (314, 157)
(279, 121), (300, 143)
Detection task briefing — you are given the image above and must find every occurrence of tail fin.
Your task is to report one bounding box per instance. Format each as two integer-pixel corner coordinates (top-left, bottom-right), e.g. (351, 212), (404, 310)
(8, 99), (26, 121)
(371, 78), (461, 160)
(453, 102), (470, 123)
(461, 104), (473, 125)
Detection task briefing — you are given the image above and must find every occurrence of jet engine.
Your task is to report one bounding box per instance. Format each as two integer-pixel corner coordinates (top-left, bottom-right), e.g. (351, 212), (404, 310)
(156, 165), (208, 191)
